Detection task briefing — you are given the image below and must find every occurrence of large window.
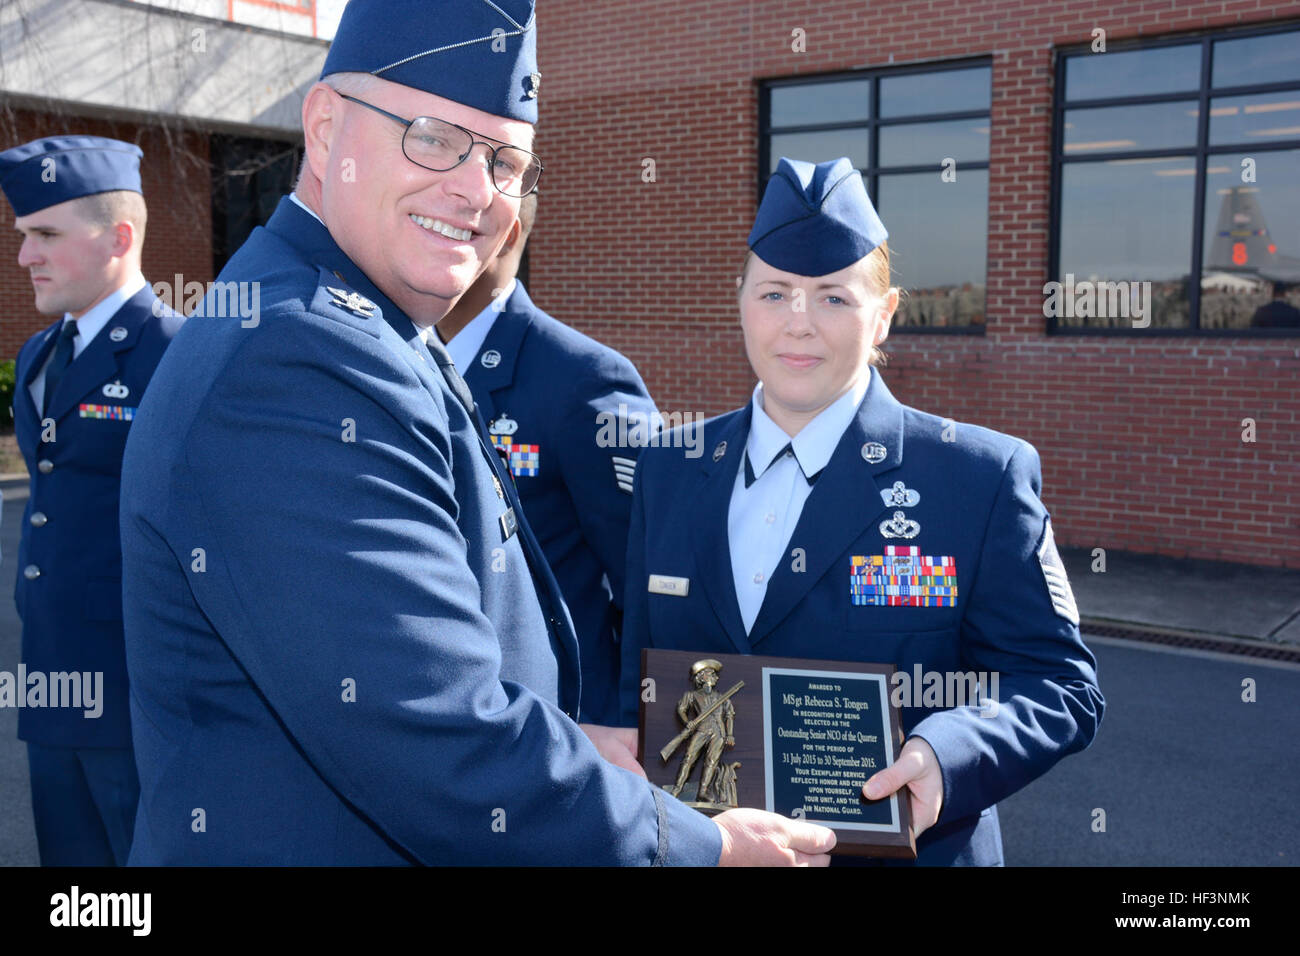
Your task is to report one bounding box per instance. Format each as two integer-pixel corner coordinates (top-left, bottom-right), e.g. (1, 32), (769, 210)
(1051, 26), (1300, 333)
(762, 62), (991, 331)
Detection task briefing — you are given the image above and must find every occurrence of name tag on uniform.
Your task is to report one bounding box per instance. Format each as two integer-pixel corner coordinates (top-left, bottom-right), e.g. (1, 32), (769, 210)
(648, 574), (690, 597)
(499, 507), (518, 541)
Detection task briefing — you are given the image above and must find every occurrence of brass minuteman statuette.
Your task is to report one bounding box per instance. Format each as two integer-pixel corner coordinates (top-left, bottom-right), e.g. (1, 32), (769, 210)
(659, 659), (744, 812)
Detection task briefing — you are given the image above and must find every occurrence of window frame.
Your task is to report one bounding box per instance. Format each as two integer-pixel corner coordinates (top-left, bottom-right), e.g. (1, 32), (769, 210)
(760, 58), (993, 336)
(1048, 21), (1300, 337)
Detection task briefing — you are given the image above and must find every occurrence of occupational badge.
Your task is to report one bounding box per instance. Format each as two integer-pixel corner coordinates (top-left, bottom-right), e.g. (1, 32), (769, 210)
(879, 510), (920, 539)
(880, 481), (919, 508)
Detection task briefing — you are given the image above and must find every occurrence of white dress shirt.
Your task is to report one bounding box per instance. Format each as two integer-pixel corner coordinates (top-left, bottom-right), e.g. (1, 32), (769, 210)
(28, 273), (148, 412)
(443, 277), (516, 371)
(727, 370), (872, 634)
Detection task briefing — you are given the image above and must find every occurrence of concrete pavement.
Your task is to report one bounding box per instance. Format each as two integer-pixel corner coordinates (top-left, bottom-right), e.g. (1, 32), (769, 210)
(0, 477), (36, 865)
(998, 637), (1298, 866)
(1061, 546), (1300, 646)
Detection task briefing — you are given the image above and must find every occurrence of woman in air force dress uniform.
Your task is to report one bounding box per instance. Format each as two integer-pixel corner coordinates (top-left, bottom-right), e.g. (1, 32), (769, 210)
(617, 156), (1104, 866)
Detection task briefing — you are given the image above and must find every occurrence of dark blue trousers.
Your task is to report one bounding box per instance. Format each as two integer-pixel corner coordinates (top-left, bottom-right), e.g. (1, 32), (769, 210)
(26, 742), (139, 866)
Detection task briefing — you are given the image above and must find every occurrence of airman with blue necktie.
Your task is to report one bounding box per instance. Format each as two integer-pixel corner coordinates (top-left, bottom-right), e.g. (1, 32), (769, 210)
(439, 192), (661, 726)
(1, 135), (183, 865)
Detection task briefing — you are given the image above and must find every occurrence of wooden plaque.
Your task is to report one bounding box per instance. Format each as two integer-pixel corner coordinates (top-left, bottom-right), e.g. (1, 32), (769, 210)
(640, 648), (916, 859)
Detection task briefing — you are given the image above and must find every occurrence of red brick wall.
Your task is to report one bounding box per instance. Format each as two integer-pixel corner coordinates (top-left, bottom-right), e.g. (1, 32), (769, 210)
(533, 0), (1300, 568)
(0, 106), (213, 361)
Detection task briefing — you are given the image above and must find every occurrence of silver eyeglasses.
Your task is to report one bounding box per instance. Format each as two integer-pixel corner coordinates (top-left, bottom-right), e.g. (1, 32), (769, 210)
(340, 94), (543, 198)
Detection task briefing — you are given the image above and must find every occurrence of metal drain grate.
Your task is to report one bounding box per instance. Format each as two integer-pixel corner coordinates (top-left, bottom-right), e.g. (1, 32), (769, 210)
(1081, 620), (1300, 663)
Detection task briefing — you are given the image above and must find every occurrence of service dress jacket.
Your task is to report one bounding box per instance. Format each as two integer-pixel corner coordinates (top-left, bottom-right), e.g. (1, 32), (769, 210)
(619, 372), (1104, 865)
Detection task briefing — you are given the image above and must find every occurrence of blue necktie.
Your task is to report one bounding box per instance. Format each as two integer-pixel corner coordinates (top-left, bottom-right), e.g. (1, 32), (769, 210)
(421, 332), (519, 495)
(42, 319), (79, 416)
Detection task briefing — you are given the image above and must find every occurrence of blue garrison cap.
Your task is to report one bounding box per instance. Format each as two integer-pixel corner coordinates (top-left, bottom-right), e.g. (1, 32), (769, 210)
(0, 136), (143, 217)
(748, 157), (887, 277)
(321, 0), (540, 124)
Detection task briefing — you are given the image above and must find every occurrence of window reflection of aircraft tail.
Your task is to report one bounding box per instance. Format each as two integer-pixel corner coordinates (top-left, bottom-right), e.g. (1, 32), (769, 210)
(1204, 186), (1300, 284)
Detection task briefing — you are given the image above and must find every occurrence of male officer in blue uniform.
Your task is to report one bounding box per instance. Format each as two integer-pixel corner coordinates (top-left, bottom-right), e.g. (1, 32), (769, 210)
(119, 0), (833, 866)
(620, 157), (1104, 865)
(439, 191), (659, 725)
(1, 135), (183, 865)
